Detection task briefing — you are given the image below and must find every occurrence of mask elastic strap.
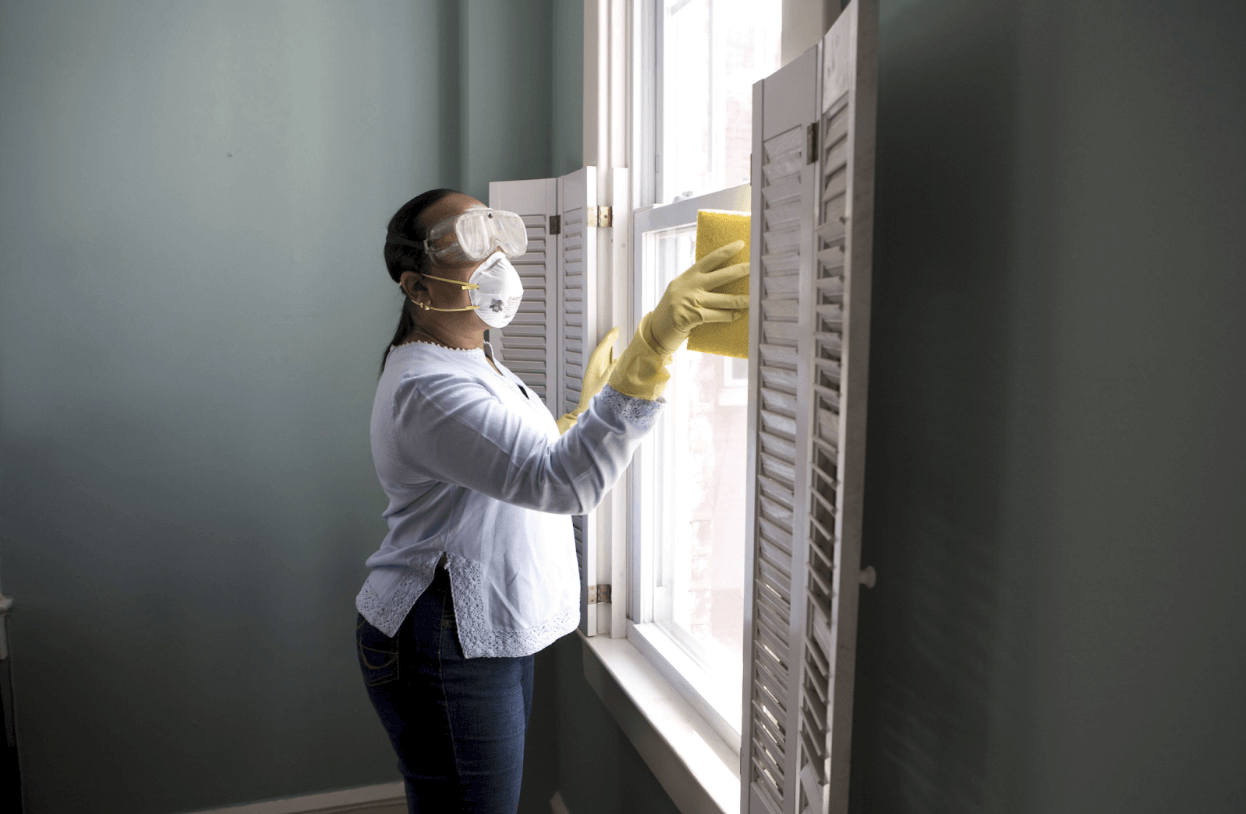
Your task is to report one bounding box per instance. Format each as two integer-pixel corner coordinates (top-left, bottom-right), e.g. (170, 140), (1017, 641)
(413, 272), (479, 312)
(420, 273), (480, 291)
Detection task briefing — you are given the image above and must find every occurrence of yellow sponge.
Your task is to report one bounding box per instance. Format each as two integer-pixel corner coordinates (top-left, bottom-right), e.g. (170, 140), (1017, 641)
(687, 209), (750, 359)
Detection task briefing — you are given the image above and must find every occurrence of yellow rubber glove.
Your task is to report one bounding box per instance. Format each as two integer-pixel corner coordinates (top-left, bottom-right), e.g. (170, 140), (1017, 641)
(647, 240), (751, 354)
(556, 327), (620, 435)
(607, 313), (673, 400)
(608, 242), (750, 401)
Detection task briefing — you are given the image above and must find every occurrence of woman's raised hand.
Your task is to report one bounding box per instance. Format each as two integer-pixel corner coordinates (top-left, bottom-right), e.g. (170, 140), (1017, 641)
(647, 240), (750, 354)
(556, 327), (620, 434)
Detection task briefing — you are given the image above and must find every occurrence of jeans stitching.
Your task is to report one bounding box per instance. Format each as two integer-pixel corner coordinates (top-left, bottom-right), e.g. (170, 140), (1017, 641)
(358, 620), (400, 686)
(437, 591), (464, 793)
(359, 642), (399, 669)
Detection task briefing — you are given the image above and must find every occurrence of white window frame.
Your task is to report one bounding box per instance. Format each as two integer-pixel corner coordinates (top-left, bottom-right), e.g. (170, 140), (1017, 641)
(578, 3), (852, 814)
(628, 182), (752, 755)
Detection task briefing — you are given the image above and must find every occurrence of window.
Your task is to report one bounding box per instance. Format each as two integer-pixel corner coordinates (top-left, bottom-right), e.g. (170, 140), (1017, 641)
(617, 0), (785, 753)
(628, 184), (753, 745)
(573, 2), (880, 812)
(656, 0), (783, 203)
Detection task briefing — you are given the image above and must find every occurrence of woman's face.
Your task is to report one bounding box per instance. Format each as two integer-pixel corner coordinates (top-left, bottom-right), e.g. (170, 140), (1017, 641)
(403, 192), (493, 318)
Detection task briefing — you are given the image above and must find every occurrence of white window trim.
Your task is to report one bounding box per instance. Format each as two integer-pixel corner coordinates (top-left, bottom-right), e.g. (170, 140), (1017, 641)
(582, 5), (746, 806)
(580, 2), (839, 812)
(628, 182), (751, 754)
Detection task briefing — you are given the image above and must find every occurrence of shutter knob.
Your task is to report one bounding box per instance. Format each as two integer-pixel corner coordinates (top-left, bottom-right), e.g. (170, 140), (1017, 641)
(859, 566), (876, 588)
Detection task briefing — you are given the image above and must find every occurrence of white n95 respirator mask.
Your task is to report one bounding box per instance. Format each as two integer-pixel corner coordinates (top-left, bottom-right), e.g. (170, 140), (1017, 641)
(419, 252), (524, 329)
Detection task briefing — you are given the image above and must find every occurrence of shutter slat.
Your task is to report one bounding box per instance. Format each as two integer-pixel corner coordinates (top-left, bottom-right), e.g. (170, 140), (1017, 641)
(760, 496), (795, 531)
(500, 335), (548, 349)
(760, 410), (797, 442)
(761, 366), (800, 395)
(760, 388), (798, 418)
(759, 476), (796, 511)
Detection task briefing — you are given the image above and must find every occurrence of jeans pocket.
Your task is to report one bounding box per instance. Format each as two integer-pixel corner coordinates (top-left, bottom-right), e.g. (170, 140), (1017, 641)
(356, 615), (400, 687)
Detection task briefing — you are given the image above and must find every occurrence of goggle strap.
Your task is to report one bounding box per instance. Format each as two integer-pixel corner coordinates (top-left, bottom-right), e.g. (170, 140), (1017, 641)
(385, 232), (457, 257)
(385, 233), (423, 249)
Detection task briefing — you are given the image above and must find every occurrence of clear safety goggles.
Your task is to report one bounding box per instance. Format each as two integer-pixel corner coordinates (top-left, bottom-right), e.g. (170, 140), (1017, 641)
(386, 206), (528, 264)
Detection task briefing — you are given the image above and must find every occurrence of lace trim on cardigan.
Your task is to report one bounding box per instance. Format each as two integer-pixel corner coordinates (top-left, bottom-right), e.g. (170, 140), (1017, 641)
(356, 556), (578, 656)
(446, 555), (579, 658)
(355, 556), (439, 638)
(598, 384), (663, 431)
(389, 340), (486, 355)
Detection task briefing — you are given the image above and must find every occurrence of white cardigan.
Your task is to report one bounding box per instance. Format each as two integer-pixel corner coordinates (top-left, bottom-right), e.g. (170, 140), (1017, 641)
(356, 339), (661, 657)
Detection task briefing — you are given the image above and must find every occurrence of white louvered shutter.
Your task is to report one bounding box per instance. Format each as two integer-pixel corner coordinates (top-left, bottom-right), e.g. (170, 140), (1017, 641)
(488, 178), (560, 413)
(490, 169), (609, 637)
(740, 2), (877, 813)
(555, 167), (604, 636)
(741, 41), (819, 814)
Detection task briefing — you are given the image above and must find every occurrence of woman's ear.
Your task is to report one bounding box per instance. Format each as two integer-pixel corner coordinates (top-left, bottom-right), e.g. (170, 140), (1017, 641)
(399, 271), (429, 309)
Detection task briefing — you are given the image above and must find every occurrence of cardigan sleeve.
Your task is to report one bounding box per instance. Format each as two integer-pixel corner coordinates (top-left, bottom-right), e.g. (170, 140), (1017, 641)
(391, 371), (661, 516)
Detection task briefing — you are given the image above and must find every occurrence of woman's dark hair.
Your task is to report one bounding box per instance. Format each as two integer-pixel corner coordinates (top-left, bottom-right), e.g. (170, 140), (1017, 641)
(380, 188), (460, 373)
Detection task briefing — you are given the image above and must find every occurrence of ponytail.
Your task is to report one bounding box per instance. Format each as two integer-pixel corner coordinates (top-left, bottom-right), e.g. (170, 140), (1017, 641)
(380, 301), (417, 374)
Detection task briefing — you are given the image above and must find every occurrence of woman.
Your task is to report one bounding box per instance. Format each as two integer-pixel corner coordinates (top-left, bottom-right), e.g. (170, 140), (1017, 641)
(356, 188), (747, 813)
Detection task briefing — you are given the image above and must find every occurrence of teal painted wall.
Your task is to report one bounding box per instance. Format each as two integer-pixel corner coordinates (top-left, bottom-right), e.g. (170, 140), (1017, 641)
(552, 636), (683, 814)
(0, 1), (565, 812)
(458, 0), (582, 197)
(460, 0), (554, 201)
(550, 0), (585, 177)
(850, 1), (1246, 813)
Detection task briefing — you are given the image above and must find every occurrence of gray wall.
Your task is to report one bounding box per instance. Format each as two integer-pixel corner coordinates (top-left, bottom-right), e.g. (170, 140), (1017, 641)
(851, 1), (1246, 813)
(0, 1), (564, 812)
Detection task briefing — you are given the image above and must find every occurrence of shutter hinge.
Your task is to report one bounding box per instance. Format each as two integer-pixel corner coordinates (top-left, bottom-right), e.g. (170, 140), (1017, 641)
(588, 584), (612, 604)
(588, 206), (613, 228)
(807, 121), (819, 164)
(549, 214), (561, 235)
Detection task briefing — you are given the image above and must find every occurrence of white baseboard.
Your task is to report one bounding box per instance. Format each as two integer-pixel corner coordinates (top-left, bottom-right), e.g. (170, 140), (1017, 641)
(182, 782), (406, 814)
(184, 781), (571, 814)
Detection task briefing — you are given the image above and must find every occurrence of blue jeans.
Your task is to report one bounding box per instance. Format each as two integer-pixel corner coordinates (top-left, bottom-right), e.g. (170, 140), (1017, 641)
(357, 566), (534, 813)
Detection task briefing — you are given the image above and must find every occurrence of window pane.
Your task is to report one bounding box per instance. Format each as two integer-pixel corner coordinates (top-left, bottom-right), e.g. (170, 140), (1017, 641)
(667, 346), (748, 666)
(644, 224), (748, 680)
(661, 0), (782, 202)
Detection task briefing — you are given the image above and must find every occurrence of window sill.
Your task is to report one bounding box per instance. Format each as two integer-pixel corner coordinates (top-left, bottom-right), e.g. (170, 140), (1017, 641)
(579, 630), (740, 814)
(627, 622), (742, 754)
